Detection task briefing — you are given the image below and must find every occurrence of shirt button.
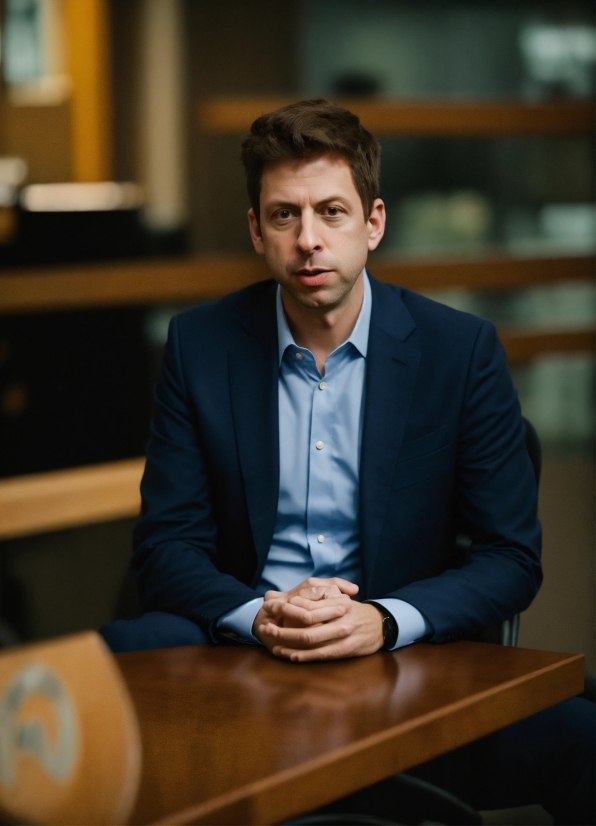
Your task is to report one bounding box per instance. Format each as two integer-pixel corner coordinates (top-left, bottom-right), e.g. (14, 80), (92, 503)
(315, 441), (324, 450)
(317, 534), (325, 543)
(319, 382), (326, 390)
(295, 352), (303, 360)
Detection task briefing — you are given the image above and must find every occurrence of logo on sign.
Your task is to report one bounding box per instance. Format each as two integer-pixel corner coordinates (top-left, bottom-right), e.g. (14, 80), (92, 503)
(0, 663), (78, 785)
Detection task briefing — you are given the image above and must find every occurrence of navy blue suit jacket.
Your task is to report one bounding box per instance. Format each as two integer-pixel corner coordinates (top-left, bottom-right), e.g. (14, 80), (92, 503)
(133, 273), (542, 643)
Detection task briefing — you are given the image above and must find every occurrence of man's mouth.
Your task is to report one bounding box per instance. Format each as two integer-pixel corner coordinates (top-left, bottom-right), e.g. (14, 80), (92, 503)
(293, 268), (332, 286)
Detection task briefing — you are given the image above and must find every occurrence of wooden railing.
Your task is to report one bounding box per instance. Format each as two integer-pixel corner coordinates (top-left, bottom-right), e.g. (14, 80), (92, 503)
(0, 458), (143, 540)
(197, 98), (595, 137)
(499, 329), (594, 364)
(2, 253), (593, 369)
(1, 252), (593, 313)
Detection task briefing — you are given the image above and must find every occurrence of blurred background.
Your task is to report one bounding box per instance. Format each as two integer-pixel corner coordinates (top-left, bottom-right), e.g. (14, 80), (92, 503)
(0, 0), (593, 672)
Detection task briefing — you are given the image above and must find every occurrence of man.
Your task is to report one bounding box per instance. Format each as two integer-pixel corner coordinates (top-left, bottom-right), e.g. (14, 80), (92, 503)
(102, 100), (594, 823)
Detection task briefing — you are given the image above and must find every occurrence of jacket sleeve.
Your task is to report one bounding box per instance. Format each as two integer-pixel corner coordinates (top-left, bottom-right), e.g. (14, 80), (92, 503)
(387, 321), (543, 643)
(132, 315), (261, 641)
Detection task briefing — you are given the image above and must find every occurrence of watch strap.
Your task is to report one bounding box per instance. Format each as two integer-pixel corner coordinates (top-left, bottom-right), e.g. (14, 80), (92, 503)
(367, 601), (399, 650)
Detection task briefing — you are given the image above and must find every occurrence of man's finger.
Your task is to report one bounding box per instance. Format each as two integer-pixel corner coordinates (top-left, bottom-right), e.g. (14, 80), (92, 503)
(297, 584), (343, 601)
(263, 589), (283, 601)
(303, 577), (359, 596)
(288, 594), (351, 610)
(273, 640), (355, 662)
(260, 619), (353, 648)
(266, 600), (348, 625)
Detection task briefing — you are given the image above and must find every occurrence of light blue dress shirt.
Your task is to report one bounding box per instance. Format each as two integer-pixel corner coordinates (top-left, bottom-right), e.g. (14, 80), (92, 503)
(218, 271), (429, 649)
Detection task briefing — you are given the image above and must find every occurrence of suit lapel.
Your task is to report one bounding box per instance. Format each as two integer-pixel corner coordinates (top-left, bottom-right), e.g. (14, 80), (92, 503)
(228, 284), (280, 577)
(360, 277), (420, 594)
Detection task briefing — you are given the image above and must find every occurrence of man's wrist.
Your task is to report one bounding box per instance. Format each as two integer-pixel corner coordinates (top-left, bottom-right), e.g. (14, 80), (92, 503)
(217, 597), (264, 644)
(252, 605), (266, 642)
(367, 601), (399, 650)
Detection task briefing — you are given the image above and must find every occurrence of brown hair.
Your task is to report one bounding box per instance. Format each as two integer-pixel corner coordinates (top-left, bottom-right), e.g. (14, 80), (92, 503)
(240, 99), (380, 221)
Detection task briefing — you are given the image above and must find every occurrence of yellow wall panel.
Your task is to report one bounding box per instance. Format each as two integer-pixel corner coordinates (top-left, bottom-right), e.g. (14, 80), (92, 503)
(65, 0), (112, 181)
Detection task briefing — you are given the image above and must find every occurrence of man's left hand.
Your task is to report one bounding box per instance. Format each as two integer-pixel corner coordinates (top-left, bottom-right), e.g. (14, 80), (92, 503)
(259, 596), (384, 661)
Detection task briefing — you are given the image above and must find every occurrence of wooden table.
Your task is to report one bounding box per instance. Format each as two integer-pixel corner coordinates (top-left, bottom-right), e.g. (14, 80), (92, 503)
(115, 642), (583, 825)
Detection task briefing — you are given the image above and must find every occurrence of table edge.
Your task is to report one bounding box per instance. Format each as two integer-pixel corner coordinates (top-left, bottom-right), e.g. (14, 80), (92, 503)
(150, 649), (584, 826)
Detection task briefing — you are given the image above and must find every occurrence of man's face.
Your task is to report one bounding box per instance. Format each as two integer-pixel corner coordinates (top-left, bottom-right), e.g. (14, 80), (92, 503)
(248, 154), (385, 314)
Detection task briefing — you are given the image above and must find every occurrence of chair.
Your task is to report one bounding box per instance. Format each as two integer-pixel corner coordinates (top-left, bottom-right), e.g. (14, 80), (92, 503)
(0, 631), (141, 825)
(479, 416), (541, 648)
(285, 417), (543, 825)
(282, 774), (482, 825)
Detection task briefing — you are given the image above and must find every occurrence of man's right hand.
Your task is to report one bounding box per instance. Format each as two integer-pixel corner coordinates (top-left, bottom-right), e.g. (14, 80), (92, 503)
(252, 577), (359, 654)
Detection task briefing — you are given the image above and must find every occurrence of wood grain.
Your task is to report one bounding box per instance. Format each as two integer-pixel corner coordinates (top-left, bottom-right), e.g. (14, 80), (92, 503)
(113, 642), (584, 825)
(0, 458), (143, 540)
(198, 97), (596, 136)
(0, 254), (592, 314)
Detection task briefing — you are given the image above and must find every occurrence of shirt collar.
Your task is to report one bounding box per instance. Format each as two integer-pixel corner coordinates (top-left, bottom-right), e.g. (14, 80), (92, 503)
(276, 269), (372, 366)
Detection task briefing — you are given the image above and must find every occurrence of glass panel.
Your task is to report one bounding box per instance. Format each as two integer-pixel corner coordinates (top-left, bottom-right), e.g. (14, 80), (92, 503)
(511, 356), (594, 453)
(3, 0), (42, 85)
(419, 283), (595, 329)
(375, 136), (595, 257)
(300, 0), (595, 100)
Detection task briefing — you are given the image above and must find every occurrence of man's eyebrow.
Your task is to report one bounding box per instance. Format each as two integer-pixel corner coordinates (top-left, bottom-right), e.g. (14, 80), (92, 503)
(315, 195), (351, 207)
(264, 200), (298, 210)
(264, 195), (352, 210)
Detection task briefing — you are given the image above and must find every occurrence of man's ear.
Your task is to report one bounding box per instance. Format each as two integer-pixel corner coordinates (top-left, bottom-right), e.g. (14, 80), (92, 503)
(248, 208), (265, 255)
(367, 199), (386, 252)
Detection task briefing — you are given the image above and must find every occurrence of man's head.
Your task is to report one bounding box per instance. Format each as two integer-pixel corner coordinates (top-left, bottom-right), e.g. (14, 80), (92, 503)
(241, 99), (380, 223)
(241, 100), (385, 320)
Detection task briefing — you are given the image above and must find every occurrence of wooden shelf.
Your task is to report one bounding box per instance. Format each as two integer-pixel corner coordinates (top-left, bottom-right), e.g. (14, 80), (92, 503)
(0, 255), (268, 314)
(0, 253), (593, 315)
(371, 253), (595, 294)
(198, 97), (595, 136)
(0, 458), (143, 540)
(500, 328), (595, 365)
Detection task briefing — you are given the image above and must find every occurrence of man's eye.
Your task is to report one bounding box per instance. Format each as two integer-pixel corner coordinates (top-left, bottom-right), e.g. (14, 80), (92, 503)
(278, 209), (292, 220)
(326, 207), (340, 217)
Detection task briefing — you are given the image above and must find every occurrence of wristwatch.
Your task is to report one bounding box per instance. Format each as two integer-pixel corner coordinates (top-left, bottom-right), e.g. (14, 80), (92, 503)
(368, 601), (399, 650)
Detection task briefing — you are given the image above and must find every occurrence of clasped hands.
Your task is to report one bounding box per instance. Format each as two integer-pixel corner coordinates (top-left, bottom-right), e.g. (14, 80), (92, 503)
(252, 577), (384, 662)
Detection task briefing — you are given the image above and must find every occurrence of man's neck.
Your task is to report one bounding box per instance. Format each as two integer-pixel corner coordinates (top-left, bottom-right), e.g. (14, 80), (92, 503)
(281, 273), (365, 375)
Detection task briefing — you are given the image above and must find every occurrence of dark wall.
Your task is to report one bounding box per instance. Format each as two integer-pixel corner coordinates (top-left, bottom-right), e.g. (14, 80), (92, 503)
(185, 0), (300, 253)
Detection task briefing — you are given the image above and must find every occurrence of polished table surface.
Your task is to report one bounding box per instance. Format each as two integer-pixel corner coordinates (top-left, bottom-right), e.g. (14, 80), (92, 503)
(115, 642), (584, 825)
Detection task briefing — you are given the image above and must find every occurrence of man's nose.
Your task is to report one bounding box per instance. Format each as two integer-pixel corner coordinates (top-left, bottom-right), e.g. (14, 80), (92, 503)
(296, 214), (322, 254)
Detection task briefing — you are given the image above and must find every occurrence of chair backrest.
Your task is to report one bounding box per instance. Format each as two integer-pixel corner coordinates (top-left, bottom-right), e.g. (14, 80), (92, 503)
(0, 631), (141, 825)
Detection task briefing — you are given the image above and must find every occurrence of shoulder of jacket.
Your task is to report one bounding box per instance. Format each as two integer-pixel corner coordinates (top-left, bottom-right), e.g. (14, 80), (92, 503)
(173, 278), (276, 335)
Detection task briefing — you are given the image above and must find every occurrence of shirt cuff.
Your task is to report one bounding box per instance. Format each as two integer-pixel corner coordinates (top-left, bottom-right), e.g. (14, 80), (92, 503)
(217, 597), (264, 644)
(372, 598), (431, 650)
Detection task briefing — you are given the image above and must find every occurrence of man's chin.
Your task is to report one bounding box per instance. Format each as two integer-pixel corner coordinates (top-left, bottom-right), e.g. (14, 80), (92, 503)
(282, 283), (339, 311)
